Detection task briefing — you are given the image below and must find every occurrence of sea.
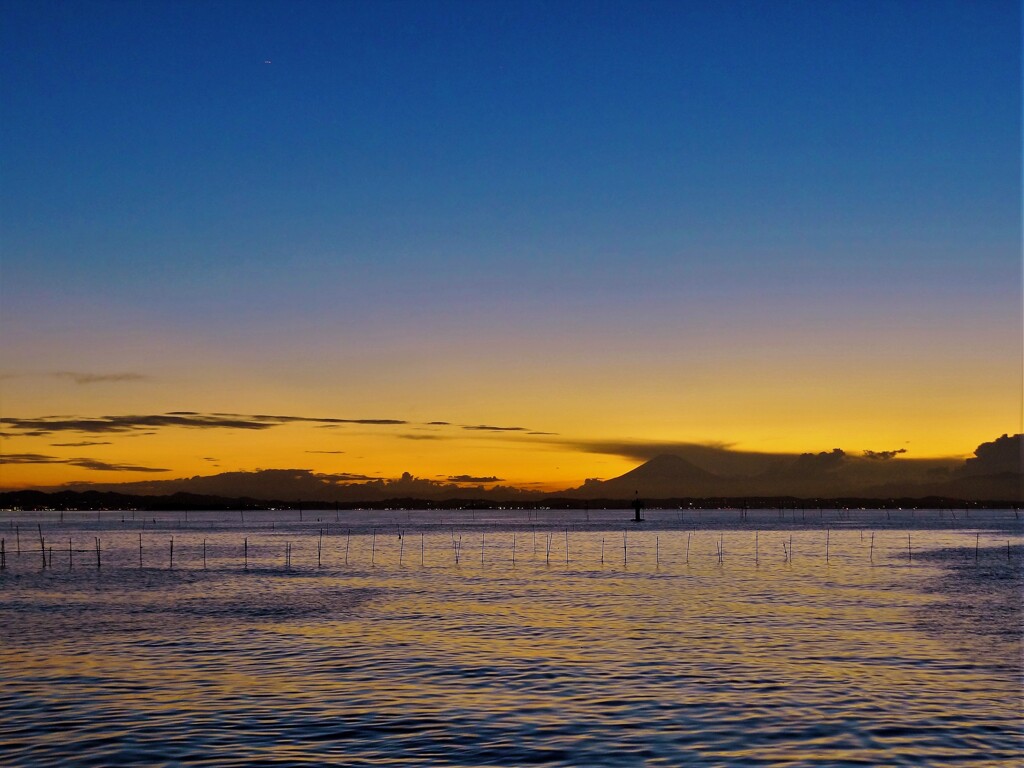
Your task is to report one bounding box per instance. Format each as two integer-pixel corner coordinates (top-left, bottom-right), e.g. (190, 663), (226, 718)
(1, 508), (1021, 766)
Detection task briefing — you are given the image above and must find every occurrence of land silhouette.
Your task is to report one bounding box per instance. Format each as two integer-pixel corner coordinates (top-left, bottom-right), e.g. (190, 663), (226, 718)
(2, 434), (1019, 509)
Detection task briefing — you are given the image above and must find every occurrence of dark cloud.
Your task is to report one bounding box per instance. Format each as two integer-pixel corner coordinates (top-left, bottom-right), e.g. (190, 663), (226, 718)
(463, 424), (528, 432)
(427, 421), (451, 426)
(203, 457), (219, 462)
(305, 450), (346, 454)
(52, 371), (148, 385)
(528, 431), (558, 436)
(0, 372), (148, 385)
(398, 434), (444, 440)
(448, 475), (503, 483)
(0, 453), (168, 472)
(50, 468), (542, 502)
(321, 472), (380, 482)
(962, 433), (1022, 476)
(863, 448), (907, 461)
(50, 441), (113, 447)
(0, 412), (409, 436)
(791, 448), (847, 471)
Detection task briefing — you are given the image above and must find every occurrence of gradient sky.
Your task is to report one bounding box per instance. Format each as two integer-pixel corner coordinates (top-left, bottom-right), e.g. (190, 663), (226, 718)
(1, 0), (1020, 491)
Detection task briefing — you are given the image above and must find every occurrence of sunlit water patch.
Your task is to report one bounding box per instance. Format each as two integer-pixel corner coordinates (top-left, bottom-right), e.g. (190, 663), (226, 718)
(1, 511), (1021, 766)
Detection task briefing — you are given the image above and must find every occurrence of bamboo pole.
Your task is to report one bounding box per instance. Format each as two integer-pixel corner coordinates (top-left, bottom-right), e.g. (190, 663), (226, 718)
(37, 525), (46, 569)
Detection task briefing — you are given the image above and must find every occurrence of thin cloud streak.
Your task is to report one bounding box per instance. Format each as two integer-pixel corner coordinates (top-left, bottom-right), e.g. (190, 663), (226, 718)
(52, 371), (149, 385)
(0, 453), (169, 472)
(0, 412), (411, 436)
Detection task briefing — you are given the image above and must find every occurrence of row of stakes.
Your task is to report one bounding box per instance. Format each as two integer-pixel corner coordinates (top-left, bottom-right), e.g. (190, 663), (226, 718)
(13, 506), (1020, 530)
(0, 525), (1016, 572)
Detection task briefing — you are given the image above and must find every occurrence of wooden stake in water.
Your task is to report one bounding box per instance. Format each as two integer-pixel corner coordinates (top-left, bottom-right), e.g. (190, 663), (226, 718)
(244, 537), (248, 571)
(601, 537), (605, 565)
(16, 525), (20, 557)
(1, 538), (5, 570)
(95, 537), (101, 570)
(346, 529), (351, 565)
(755, 530), (759, 565)
(564, 528), (569, 566)
(318, 529), (323, 568)
(37, 525), (46, 569)
(686, 532), (691, 565)
(656, 535), (659, 567)
(623, 529), (627, 566)
(169, 537), (174, 570)
(512, 532), (516, 567)
(870, 531), (875, 563)
(203, 538), (207, 570)
(480, 533), (484, 568)
(975, 533), (979, 563)
(826, 528), (830, 564)
(400, 532), (405, 567)
(907, 533), (911, 562)
(421, 532), (425, 567)
(371, 528), (376, 566)
(139, 533), (143, 568)
(69, 538), (73, 570)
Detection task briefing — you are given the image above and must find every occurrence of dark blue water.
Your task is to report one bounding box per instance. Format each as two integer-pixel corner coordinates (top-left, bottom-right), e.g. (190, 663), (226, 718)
(1, 511), (1021, 766)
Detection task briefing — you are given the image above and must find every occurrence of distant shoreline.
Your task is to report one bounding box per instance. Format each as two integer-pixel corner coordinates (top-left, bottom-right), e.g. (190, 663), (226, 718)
(1, 488), (1019, 512)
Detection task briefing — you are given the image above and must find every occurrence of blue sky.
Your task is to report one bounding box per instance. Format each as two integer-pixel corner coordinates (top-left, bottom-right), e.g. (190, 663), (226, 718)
(1, 0), (1020, 487)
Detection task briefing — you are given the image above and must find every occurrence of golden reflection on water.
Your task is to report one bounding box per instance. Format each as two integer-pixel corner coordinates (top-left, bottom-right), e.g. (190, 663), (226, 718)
(0, 519), (1021, 766)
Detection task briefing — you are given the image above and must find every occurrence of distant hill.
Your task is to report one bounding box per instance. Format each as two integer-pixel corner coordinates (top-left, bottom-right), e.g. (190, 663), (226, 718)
(3, 434), (1019, 505)
(569, 454), (728, 498)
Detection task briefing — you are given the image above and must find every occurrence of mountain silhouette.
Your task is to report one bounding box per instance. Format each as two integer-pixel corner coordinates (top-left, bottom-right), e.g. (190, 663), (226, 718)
(572, 454), (727, 498)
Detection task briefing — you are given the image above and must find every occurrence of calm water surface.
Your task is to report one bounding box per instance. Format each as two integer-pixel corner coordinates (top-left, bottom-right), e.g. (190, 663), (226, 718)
(1, 509), (1021, 766)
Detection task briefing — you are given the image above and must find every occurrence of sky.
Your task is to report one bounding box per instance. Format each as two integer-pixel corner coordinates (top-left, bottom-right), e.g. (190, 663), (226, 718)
(1, 0), (1020, 492)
